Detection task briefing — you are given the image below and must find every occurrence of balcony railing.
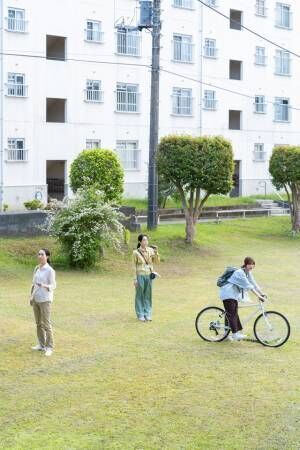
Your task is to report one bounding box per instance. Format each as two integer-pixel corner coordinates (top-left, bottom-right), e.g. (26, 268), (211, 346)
(255, 4), (267, 16)
(172, 0), (194, 9)
(116, 149), (141, 170)
(253, 150), (267, 162)
(84, 29), (104, 43)
(172, 95), (193, 116)
(5, 148), (29, 162)
(275, 57), (291, 76)
(254, 102), (267, 114)
(255, 54), (267, 65)
(84, 89), (104, 103)
(116, 31), (141, 56)
(172, 41), (194, 63)
(5, 17), (28, 32)
(116, 91), (140, 113)
(5, 83), (28, 97)
(203, 46), (218, 58)
(203, 99), (217, 110)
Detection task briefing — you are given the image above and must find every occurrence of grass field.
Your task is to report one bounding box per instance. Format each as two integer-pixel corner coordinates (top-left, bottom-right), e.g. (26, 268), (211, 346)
(0, 217), (299, 450)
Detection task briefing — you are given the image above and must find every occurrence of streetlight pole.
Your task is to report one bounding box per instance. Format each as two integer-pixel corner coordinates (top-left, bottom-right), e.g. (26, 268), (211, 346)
(147, 0), (161, 230)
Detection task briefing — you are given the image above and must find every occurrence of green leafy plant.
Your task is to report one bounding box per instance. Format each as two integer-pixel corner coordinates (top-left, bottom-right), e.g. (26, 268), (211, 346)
(43, 188), (125, 268)
(70, 149), (124, 203)
(24, 200), (43, 210)
(3, 204), (9, 212)
(269, 146), (300, 233)
(157, 135), (234, 243)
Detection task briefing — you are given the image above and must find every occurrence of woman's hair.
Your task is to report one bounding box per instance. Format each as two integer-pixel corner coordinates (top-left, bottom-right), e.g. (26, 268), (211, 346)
(137, 234), (148, 249)
(242, 256), (255, 268)
(41, 248), (51, 266)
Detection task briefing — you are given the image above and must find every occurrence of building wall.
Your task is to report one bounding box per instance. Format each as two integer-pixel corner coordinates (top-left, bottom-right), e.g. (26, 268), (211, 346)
(1, 0), (299, 208)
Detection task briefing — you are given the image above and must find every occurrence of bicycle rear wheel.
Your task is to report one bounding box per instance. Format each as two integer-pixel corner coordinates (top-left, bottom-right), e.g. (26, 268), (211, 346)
(253, 311), (290, 348)
(195, 306), (230, 342)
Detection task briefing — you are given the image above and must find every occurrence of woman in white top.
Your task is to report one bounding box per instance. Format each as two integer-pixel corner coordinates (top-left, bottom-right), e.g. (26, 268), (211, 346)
(30, 248), (56, 356)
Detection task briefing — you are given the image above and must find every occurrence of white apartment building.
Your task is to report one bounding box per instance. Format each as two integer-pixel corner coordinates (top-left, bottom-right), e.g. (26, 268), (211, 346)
(0, 0), (300, 209)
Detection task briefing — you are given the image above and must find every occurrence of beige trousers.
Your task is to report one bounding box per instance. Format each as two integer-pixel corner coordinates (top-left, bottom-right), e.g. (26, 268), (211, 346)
(32, 301), (54, 349)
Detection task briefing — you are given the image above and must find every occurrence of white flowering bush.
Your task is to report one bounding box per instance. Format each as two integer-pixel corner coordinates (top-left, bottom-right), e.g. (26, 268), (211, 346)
(44, 188), (125, 268)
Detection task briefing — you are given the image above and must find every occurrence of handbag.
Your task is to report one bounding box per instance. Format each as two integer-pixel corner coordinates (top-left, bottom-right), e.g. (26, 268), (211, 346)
(138, 249), (157, 280)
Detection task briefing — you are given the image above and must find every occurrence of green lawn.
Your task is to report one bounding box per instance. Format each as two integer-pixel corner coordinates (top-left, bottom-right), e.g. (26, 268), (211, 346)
(121, 194), (287, 211)
(0, 217), (299, 450)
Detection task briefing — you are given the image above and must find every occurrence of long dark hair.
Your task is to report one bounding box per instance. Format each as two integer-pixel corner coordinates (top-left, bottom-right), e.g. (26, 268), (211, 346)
(42, 248), (51, 266)
(137, 234), (148, 249)
(242, 256), (255, 268)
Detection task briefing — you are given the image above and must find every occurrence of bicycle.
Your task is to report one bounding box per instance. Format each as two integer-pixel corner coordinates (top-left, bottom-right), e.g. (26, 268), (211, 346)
(195, 298), (290, 348)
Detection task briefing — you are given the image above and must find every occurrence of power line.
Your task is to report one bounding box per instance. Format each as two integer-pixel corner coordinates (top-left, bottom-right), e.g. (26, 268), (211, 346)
(197, 0), (300, 58)
(160, 68), (300, 112)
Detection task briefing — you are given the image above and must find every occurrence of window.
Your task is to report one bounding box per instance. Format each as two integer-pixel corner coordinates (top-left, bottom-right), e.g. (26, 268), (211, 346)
(116, 28), (141, 56)
(276, 3), (292, 28)
(46, 35), (66, 61)
(172, 0), (194, 9)
(86, 139), (101, 149)
(116, 141), (140, 170)
(6, 8), (26, 32)
(85, 20), (104, 42)
(204, 39), (217, 58)
(85, 80), (104, 102)
(6, 138), (28, 161)
(116, 83), (139, 113)
(206, 0), (218, 6)
(255, 46), (267, 65)
(275, 50), (291, 76)
(173, 34), (193, 63)
(255, 0), (267, 16)
(229, 60), (242, 80)
(254, 96), (267, 114)
(274, 98), (290, 122)
(172, 88), (193, 116)
(203, 90), (217, 110)
(46, 98), (66, 123)
(6, 73), (27, 97)
(230, 9), (242, 30)
(229, 110), (241, 130)
(253, 143), (266, 162)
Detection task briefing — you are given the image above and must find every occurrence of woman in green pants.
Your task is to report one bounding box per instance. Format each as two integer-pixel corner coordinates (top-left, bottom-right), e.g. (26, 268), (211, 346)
(133, 234), (160, 322)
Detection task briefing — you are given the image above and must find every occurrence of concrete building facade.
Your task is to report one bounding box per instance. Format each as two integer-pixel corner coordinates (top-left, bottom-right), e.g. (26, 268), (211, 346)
(0, 0), (299, 209)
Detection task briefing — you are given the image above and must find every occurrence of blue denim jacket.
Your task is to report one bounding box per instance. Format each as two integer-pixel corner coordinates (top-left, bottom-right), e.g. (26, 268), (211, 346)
(219, 268), (260, 302)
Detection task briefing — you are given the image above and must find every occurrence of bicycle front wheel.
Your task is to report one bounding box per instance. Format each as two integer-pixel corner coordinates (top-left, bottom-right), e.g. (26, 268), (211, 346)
(195, 306), (230, 342)
(254, 311), (290, 348)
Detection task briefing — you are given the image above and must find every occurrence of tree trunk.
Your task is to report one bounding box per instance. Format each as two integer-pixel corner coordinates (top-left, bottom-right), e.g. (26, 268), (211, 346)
(292, 185), (300, 232)
(185, 212), (196, 244)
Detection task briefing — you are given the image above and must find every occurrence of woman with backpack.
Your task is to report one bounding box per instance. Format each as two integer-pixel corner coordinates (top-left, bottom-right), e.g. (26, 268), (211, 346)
(219, 256), (266, 341)
(30, 248), (56, 356)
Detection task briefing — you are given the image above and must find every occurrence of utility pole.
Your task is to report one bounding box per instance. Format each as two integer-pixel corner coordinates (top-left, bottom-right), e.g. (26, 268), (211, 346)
(146, 0), (161, 230)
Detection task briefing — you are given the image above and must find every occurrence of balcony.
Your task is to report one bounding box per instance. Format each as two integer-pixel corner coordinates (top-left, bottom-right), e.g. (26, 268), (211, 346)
(84, 29), (104, 43)
(84, 89), (104, 103)
(5, 17), (28, 33)
(5, 83), (28, 97)
(5, 148), (29, 162)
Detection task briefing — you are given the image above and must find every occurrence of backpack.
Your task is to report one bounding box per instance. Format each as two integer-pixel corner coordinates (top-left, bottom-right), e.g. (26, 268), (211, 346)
(217, 266), (238, 287)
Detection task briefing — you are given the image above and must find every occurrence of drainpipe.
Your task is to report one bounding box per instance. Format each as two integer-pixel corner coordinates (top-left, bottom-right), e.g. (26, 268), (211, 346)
(0, 2), (4, 211)
(198, 2), (203, 136)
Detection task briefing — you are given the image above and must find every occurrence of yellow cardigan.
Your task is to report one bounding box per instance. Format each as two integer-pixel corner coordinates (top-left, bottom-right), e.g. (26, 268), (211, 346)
(133, 247), (160, 277)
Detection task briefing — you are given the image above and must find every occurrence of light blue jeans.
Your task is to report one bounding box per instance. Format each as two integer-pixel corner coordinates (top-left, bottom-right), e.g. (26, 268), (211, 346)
(135, 274), (152, 319)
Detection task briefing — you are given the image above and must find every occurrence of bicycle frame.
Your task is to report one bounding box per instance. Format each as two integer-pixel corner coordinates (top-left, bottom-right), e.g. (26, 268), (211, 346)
(223, 300), (270, 331)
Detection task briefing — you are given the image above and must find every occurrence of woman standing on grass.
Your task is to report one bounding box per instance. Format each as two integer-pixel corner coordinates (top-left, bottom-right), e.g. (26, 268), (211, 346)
(133, 234), (160, 322)
(220, 256), (266, 341)
(30, 248), (56, 356)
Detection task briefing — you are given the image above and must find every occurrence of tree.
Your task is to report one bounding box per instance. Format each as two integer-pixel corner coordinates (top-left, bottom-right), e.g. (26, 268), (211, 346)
(70, 149), (124, 202)
(157, 135), (234, 243)
(44, 188), (125, 268)
(158, 174), (177, 208)
(269, 146), (300, 233)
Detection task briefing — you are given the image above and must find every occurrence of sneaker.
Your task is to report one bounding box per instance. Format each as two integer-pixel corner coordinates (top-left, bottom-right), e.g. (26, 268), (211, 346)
(44, 348), (53, 356)
(138, 317), (146, 322)
(233, 332), (248, 341)
(31, 344), (44, 351)
(145, 317), (152, 322)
